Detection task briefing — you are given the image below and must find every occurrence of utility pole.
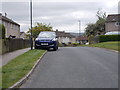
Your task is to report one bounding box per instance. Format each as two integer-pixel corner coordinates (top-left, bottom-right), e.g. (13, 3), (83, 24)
(78, 20), (81, 44)
(30, 0), (33, 50)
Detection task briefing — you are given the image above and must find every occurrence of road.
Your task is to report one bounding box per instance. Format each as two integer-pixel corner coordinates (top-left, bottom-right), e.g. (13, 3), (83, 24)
(21, 47), (118, 88)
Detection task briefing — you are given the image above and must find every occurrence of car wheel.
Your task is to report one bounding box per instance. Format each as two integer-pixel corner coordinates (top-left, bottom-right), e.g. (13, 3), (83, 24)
(53, 47), (57, 51)
(35, 46), (38, 49)
(57, 46), (58, 50)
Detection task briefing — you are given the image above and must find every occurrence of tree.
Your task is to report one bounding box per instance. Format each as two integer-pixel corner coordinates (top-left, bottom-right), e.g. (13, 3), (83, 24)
(96, 10), (106, 20)
(85, 10), (106, 36)
(0, 24), (6, 39)
(85, 23), (97, 36)
(96, 10), (106, 35)
(27, 23), (53, 39)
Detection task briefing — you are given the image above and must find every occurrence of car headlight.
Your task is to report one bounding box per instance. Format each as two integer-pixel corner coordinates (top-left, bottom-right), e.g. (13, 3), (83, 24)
(35, 38), (39, 41)
(52, 38), (57, 41)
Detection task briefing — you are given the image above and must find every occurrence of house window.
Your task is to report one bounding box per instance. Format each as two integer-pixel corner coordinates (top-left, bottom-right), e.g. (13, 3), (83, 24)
(14, 24), (16, 30)
(115, 22), (120, 26)
(2, 21), (5, 26)
(11, 24), (13, 29)
(8, 23), (10, 28)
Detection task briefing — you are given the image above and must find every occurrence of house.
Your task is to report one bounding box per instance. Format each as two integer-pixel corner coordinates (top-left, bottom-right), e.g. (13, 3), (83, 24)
(105, 14), (120, 32)
(0, 13), (20, 38)
(20, 32), (27, 39)
(55, 30), (76, 44)
(76, 36), (88, 44)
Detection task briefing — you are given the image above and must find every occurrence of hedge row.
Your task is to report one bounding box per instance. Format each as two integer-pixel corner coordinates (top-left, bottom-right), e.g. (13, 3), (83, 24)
(98, 35), (120, 42)
(0, 24), (6, 39)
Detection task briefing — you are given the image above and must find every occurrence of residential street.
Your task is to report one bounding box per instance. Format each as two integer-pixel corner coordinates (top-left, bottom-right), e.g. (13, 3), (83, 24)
(21, 47), (118, 88)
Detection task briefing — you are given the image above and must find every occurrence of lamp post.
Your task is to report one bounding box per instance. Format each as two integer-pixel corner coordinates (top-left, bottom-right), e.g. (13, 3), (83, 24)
(30, 0), (33, 50)
(78, 20), (81, 44)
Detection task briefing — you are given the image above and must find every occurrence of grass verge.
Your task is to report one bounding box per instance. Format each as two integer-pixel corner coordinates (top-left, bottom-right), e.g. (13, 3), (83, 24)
(79, 41), (120, 51)
(1, 49), (46, 88)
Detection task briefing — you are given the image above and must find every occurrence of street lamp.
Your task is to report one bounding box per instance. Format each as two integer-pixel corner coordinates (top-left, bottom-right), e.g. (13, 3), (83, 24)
(30, 0), (33, 50)
(78, 20), (81, 44)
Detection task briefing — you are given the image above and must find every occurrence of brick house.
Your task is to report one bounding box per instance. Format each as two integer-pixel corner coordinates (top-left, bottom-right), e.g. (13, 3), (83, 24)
(105, 14), (120, 32)
(76, 36), (88, 44)
(20, 32), (27, 39)
(0, 13), (20, 38)
(55, 30), (76, 44)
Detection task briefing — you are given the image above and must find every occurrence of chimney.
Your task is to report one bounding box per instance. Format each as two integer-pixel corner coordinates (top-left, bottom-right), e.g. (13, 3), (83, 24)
(56, 29), (58, 32)
(0, 13), (2, 16)
(5, 13), (7, 17)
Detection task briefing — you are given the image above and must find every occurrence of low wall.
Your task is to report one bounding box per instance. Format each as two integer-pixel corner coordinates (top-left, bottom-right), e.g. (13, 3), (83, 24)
(1, 38), (30, 54)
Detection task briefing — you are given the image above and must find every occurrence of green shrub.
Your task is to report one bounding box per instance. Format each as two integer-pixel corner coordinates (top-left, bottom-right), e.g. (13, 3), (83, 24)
(89, 35), (99, 44)
(58, 43), (64, 47)
(0, 24), (6, 39)
(71, 43), (80, 46)
(98, 35), (120, 42)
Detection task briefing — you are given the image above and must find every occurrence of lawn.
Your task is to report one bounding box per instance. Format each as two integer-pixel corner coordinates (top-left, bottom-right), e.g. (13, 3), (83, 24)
(79, 41), (120, 51)
(1, 49), (46, 88)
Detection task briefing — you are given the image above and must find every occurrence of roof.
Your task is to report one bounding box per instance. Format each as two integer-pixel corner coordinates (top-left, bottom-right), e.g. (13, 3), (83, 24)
(20, 32), (25, 35)
(0, 13), (20, 26)
(106, 14), (120, 23)
(55, 30), (75, 38)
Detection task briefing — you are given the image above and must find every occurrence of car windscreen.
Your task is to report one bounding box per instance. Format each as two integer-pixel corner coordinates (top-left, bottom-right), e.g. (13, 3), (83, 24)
(38, 32), (56, 38)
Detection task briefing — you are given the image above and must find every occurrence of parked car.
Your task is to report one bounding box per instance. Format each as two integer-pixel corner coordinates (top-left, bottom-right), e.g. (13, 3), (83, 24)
(105, 31), (120, 35)
(35, 31), (58, 51)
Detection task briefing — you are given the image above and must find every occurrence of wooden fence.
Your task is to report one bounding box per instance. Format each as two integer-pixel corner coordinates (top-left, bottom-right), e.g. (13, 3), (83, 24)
(0, 38), (30, 54)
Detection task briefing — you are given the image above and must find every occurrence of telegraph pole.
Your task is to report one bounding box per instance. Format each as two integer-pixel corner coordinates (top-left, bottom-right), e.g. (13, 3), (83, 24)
(78, 20), (81, 44)
(30, 0), (33, 50)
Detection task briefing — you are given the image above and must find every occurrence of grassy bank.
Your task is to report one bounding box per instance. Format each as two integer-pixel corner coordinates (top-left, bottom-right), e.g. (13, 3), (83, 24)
(1, 49), (46, 88)
(79, 41), (120, 51)
(0, 39), (2, 54)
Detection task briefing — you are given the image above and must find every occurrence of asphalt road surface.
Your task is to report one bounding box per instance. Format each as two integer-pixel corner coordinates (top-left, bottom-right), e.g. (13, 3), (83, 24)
(21, 47), (118, 88)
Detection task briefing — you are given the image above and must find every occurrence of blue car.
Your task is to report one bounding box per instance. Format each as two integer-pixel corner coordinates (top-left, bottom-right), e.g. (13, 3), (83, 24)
(35, 31), (58, 51)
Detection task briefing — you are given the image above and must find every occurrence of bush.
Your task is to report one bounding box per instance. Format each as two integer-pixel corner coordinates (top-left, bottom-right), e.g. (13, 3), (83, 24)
(98, 35), (120, 42)
(0, 24), (6, 39)
(58, 43), (64, 47)
(89, 35), (99, 44)
(72, 43), (80, 46)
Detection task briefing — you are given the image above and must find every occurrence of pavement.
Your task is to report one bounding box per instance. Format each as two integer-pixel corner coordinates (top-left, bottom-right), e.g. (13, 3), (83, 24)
(0, 48), (30, 67)
(21, 47), (118, 88)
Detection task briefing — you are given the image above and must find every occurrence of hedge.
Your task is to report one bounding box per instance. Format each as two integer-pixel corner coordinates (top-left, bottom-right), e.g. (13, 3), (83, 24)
(99, 35), (120, 42)
(0, 24), (6, 39)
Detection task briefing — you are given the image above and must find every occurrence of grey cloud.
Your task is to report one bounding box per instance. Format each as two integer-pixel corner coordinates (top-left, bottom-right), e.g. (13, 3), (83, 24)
(2, 2), (29, 21)
(2, 1), (118, 32)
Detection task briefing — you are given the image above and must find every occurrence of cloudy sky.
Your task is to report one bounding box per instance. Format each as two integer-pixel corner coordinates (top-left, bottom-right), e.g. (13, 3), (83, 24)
(1, 0), (120, 33)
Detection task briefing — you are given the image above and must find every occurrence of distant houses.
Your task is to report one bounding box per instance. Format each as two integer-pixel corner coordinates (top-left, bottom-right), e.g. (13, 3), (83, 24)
(105, 14), (120, 32)
(76, 36), (88, 44)
(20, 32), (27, 39)
(55, 30), (76, 44)
(55, 30), (89, 45)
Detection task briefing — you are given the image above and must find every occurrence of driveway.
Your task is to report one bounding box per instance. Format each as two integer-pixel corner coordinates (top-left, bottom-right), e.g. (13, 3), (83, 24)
(21, 47), (118, 88)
